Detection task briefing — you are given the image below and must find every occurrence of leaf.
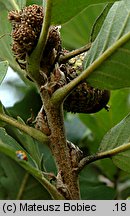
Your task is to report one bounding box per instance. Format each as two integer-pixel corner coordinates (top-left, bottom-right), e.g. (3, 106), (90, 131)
(0, 101), (6, 127)
(26, 0), (42, 6)
(119, 181), (130, 198)
(0, 115), (49, 171)
(0, 163), (7, 199)
(16, 0), (26, 9)
(0, 154), (51, 199)
(14, 117), (56, 173)
(0, 127), (35, 166)
(0, 111), (56, 173)
(0, 2), (25, 78)
(99, 113), (130, 173)
(112, 152), (130, 174)
(90, 3), (113, 42)
(0, 61), (8, 85)
(38, 143), (56, 173)
(99, 114), (130, 151)
(0, 127), (19, 149)
(0, 0), (26, 11)
(95, 158), (118, 181)
(84, 0), (130, 90)
(61, 4), (106, 50)
(7, 87), (42, 121)
(15, 116), (42, 168)
(79, 89), (130, 152)
(50, 0), (119, 25)
(0, 154), (28, 199)
(0, 131), (59, 199)
(79, 165), (116, 199)
(0, 185), (6, 199)
(0, 4), (13, 62)
(0, 102), (5, 115)
(21, 173), (51, 200)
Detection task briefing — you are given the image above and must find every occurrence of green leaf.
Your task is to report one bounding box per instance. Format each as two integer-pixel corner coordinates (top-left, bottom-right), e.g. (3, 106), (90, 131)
(50, 0), (119, 25)
(0, 163), (7, 199)
(15, 116), (42, 169)
(99, 113), (130, 173)
(0, 127), (22, 149)
(0, 133), (62, 200)
(16, 0), (26, 9)
(0, 127), (35, 166)
(90, 3), (113, 42)
(0, 4), (13, 62)
(0, 117), (50, 171)
(0, 61), (8, 85)
(26, 0), (42, 6)
(0, 101), (6, 127)
(79, 89), (130, 152)
(0, 154), (51, 199)
(84, 0), (130, 90)
(8, 87), (42, 121)
(0, 102), (5, 115)
(99, 114), (130, 151)
(61, 4), (106, 50)
(0, 0), (26, 10)
(21, 173), (51, 200)
(38, 143), (56, 173)
(112, 152), (130, 174)
(95, 158), (118, 181)
(79, 165), (116, 199)
(0, 2), (26, 79)
(0, 110), (56, 173)
(14, 117), (55, 173)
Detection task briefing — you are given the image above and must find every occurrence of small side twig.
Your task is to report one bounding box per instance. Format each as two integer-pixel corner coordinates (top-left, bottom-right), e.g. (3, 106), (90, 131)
(59, 43), (91, 63)
(77, 142), (130, 173)
(0, 113), (49, 144)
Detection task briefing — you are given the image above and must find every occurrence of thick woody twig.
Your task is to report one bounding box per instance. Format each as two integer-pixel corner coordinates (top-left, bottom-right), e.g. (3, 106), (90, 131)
(40, 87), (80, 199)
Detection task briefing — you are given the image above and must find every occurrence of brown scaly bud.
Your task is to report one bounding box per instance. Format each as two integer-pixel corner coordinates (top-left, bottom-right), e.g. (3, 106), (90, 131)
(8, 5), (44, 68)
(63, 53), (110, 114)
(35, 106), (51, 136)
(64, 81), (110, 113)
(8, 5), (61, 73)
(40, 26), (62, 76)
(47, 63), (66, 94)
(67, 141), (83, 168)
